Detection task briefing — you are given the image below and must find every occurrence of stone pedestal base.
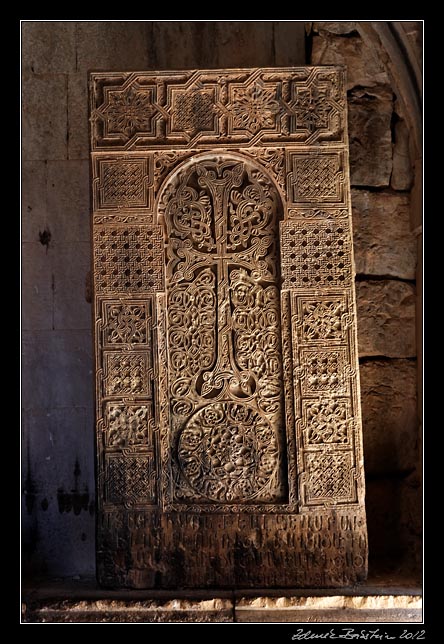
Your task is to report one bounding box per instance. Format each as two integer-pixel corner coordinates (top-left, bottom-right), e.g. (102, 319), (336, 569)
(22, 577), (422, 623)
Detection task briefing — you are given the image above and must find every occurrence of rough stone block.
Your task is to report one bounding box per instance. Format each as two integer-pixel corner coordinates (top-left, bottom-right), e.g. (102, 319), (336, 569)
(22, 242), (54, 331)
(312, 22), (358, 35)
(401, 21), (423, 68)
(47, 161), (90, 241)
(22, 161), (48, 243)
(356, 280), (416, 358)
(22, 72), (67, 161)
(76, 22), (152, 71)
(311, 33), (390, 89)
(21, 330), (94, 409)
(352, 190), (416, 280)
(360, 360), (418, 475)
(68, 73), (89, 160)
(52, 242), (92, 330)
(391, 118), (413, 190)
(22, 22), (77, 74)
(348, 87), (393, 187)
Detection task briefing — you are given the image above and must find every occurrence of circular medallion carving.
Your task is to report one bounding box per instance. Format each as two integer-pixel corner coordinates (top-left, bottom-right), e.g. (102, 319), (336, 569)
(177, 401), (279, 502)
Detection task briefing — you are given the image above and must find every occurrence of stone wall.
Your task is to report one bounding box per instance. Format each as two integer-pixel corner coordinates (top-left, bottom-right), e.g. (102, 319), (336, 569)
(21, 20), (422, 579)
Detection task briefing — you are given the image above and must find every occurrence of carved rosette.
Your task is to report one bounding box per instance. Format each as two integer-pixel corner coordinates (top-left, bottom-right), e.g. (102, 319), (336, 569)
(90, 66), (367, 589)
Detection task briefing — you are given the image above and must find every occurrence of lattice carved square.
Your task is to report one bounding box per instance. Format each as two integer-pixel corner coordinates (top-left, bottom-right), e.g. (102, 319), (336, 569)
(104, 403), (154, 448)
(301, 398), (352, 447)
(103, 352), (151, 397)
(93, 226), (164, 293)
(280, 221), (352, 288)
(168, 86), (219, 136)
(294, 294), (349, 344)
(287, 152), (345, 204)
(303, 451), (357, 505)
(94, 156), (153, 211)
(101, 299), (152, 348)
(105, 454), (157, 506)
(299, 347), (349, 396)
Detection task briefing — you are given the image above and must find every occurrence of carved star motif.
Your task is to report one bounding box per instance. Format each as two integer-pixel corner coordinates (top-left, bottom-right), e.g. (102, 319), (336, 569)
(231, 83), (280, 134)
(102, 84), (156, 139)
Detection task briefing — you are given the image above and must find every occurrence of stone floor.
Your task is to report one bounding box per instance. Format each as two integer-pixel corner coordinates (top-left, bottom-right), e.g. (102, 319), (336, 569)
(22, 571), (422, 623)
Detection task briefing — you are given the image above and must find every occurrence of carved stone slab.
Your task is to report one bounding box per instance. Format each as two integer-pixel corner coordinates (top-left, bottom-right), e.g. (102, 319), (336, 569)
(89, 67), (368, 588)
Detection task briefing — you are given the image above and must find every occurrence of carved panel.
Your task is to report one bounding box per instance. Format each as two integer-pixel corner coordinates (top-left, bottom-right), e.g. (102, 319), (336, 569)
(297, 295), (349, 344)
(281, 221), (352, 288)
(93, 225), (164, 293)
(303, 451), (357, 505)
(301, 398), (351, 446)
(90, 67), (346, 150)
(90, 66), (367, 589)
(160, 154), (287, 506)
(93, 156), (153, 211)
(105, 454), (157, 506)
(287, 151), (345, 204)
(103, 352), (151, 397)
(104, 403), (154, 448)
(101, 299), (152, 348)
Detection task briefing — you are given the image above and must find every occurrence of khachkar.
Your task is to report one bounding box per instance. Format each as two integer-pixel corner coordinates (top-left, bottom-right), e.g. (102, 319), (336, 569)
(89, 67), (368, 588)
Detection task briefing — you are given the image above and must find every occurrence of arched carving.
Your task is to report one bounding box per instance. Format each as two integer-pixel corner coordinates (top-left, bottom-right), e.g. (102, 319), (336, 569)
(159, 153), (286, 503)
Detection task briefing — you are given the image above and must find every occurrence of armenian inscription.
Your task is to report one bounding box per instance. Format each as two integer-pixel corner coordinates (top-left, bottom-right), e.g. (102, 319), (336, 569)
(90, 67), (367, 588)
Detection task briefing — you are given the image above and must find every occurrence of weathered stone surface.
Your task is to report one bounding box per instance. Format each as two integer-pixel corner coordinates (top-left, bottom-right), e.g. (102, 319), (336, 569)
(235, 594), (422, 623)
(151, 22), (305, 70)
(391, 118), (413, 190)
(22, 406), (96, 578)
(21, 22), (77, 74)
(360, 360), (418, 475)
(53, 242), (92, 330)
(47, 161), (90, 241)
(274, 22), (306, 65)
(356, 281), (416, 358)
(366, 474), (422, 575)
(22, 593), (422, 623)
(76, 22), (152, 71)
(23, 597), (234, 623)
(22, 407), (94, 498)
(22, 161), (48, 242)
(22, 242), (54, 331)
(311, 34), (390, 89)
(348, 87), (393, 187)
(352, 190), (416, 279)
(21, 330), (94, 409)
(212, 22), (276, 67)
(22, 72), (67, 161)
(401, 21), (423, 68)
(312, 21), (358, 35)
(398, 471), (422, 572)
(68, 74), (89, 160)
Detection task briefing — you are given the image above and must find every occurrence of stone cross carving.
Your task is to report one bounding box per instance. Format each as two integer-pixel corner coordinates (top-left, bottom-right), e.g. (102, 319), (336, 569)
(89, 67), (368, 588)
